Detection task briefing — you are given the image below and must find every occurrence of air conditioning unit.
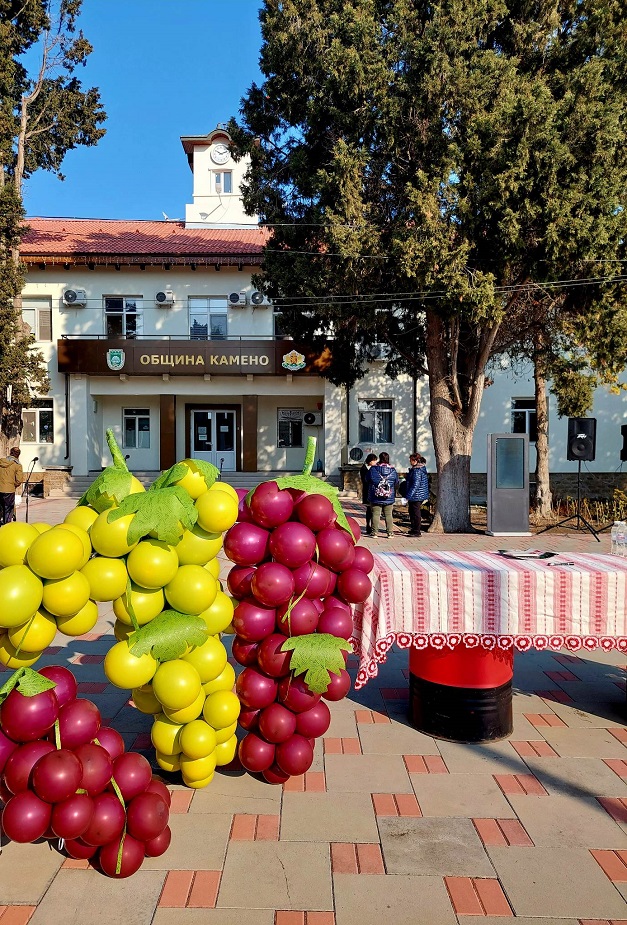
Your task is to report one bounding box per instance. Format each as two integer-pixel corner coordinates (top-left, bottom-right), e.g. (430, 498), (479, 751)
(341, 445), (365, 465)
(228, 291), (247, 307)
(155, 289), (174, 306)
(251, 290), (270, 307)
(63, 288), (87, 307)
(303, 412), (323, 426)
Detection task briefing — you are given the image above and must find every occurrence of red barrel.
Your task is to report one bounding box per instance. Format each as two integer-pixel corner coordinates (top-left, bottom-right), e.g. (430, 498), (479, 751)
(409, 645), (513, 743)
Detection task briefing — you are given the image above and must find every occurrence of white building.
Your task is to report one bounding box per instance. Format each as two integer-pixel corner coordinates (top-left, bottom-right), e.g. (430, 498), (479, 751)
(18, 127), (627, 494)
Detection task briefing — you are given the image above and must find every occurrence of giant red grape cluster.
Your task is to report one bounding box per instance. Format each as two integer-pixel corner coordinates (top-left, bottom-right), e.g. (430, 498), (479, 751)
(0, 666), (171, 878)
(224, 481), (374, 784)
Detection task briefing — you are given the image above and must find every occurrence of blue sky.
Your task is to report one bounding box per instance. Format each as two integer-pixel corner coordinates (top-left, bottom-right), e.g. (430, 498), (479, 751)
(23, 0), (264, 220)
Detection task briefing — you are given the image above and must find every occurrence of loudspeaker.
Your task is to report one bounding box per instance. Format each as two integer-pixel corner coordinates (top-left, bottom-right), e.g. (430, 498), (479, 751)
(567, 417), (596, 462)
(621, 424), (627, 463)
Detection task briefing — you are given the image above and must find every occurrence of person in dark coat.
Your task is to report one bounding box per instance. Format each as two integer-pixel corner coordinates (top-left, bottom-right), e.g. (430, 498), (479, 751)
(367, 452), (399, 538)
(405, 453), (429, 536)
(359, 453), (378, 536)
(0, 447), (23, 525)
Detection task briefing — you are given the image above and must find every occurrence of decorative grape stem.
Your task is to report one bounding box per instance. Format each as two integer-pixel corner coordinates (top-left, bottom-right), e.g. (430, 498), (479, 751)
(302, 436), (316, 476)
(95, 736), (127, 875)
(106, 428), (130, 472)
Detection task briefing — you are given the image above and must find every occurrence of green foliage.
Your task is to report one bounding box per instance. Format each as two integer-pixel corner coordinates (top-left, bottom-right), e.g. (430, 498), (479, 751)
(0, 666), (56, 704)
(78, 429), (134, 509)
(150, 459), (220, 492)
(108, 486), (198, 546)
(129, 611), (209, 663)
(280, 633), (350, 694)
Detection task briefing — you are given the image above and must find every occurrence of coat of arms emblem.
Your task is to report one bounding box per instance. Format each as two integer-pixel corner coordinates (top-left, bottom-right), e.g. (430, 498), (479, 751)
(281, 349), (306, 372)
(106, 349), (125, 371)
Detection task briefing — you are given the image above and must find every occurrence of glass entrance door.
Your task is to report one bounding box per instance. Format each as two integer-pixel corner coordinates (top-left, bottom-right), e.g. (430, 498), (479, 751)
(190, 410), (236, 471)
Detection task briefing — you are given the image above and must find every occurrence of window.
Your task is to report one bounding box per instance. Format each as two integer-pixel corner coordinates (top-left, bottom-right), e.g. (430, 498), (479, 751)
(22, 298), (52, 342)
(189, 297), (227, 340)
(105, 296), (143, 339)
(22, 400), (54, 444)
(123, 409), (150, 449)
(277, 409), (303, 448)
(358, 399), (393, 444)
(214, 171), (232, 194)
(511, 398), (538, 443)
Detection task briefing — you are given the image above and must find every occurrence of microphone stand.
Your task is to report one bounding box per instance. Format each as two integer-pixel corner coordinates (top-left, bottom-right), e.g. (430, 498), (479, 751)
(22, 458), (37, 524)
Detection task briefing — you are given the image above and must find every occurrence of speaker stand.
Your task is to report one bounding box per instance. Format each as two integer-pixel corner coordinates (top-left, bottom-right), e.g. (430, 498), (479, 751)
(537, 460), (601, 542)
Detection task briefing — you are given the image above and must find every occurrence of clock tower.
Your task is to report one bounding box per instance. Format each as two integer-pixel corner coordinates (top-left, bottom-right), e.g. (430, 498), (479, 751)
(181, 126), (257, 228)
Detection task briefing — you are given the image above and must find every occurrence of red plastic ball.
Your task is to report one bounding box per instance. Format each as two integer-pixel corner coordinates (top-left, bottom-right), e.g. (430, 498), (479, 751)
(98, 832), (145, 878)
(0, 727), (18, 774)
(51, 792), (94, 840)
(3, 740), (55, 794)
(224, 522), (271, 566)
(231, 636), (260, 667)
(278, 675), (321, 713)
(294, 700), (332, 738)
(275, 734), (314, 777)
(145, 778), (171, 807)
(238, 732), (275, 773)
(93, 726), (125, 761)
(232, 599), (277, 642)
(276, 598), (319, 637)
(346, 516), (362, 542)
(291, 561), (335, 599)
(256, 633), (292, 678)
(126, 791), (169, 842)
(81, 791), (126, 846)
(144, 824), (172, 857)
(109, 752), (152, 802)
(248, 481), (294, 528)
(268, 522), (317, 569)
(262, 763), (290, 785)
(226, 565), (256, 600)
(258, 703), (297, 744)
(1, 790), (52, 842)
(251, 561), (295, 607)
(336, 568), (372, 604)
(322, 669), (351, 702)
(31, 748), (83, 803)
(238, 707), (261, 731)
(236, 667), (278, 710)
(64, 837), (98, 859)
(57, 698), (101, 750)
(316, 527), (355, 572)
(38, 665), (78, 708)
(322, 596), (351, 614)
(294, 494), (337, 532)
(352, 545), (375, 574)
(316, 608), (354, 640)
(0, 688), (59, 742)
(74, 743), (113, 796)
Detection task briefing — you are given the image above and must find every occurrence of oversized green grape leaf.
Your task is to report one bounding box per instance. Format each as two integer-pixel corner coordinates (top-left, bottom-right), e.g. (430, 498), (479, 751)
(280, 633), (351, 694)
(0, 667), (57, 704)
(149, 459), (220, 492)
(129, 610), (209, 662)
(108, 486), (198, 545)
(78, 428), (134, 508)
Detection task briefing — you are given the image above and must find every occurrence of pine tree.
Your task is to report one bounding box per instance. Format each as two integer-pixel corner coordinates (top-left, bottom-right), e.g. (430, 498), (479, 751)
(0, 0), (106, 452)
(230, 0), (627, 532)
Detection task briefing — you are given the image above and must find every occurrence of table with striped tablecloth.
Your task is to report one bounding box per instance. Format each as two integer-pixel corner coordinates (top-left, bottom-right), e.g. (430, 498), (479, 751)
(352, 551), (627, 690)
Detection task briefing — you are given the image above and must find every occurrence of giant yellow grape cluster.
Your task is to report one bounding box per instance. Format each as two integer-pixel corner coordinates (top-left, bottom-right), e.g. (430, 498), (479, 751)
(0, 449), (241, 791)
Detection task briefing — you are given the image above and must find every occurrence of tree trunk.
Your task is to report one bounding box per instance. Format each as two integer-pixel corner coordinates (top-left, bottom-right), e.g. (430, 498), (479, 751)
(533, 348), (552, 518)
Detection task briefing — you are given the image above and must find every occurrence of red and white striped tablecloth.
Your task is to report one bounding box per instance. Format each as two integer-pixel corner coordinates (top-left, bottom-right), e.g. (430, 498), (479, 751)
(352, 551), (627, 688)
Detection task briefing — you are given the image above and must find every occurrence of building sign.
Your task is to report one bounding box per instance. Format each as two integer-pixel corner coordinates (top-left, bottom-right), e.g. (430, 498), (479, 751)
(57, 340), (329, 377)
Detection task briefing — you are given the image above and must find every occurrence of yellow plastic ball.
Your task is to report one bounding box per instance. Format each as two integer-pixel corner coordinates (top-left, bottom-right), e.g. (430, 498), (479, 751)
(181, 635), (227, 684)
(55, 599), (99, 637)
(208, 481), (238, 502)
(182, 771), (215, 789)
(26, 527), (84, 580)
(175, 525), (223, 567)
(104, 639), (157, 689)
(179, 719), (217, 760)
(89, 510), (138, 558)
(198, 589), (234, 635)
(80, 556), (128, 602)
(113, 583), (165, 627)
(0, 522), (39, 566)
(202, 689), (240, 730)
(126, 539), (179, 590)
(56, 523), (92, 569)
(0, 564), (43, 628)
(204, 557), (221, 580)
(42, 570), (91, 618)
(164, 565), (217, 615)
(31, 522), (52, 535)
(90, 475), (145, 514)
(214, 720), (238, 745)
(0, 634), (42, 668)
(163, 689), (205, 724)
(8, 608), (57, 652)
(174, 460), (209, 500)
(155, 750), (181, 773)
(113, 619), (135, 642)
(64, 505), (99, 532)
(152, 659), (202, 711)
(132, 684), (162, 715)
(151, 714), (184, 756)
(195, 488), (239, 534)
(202, 663), (236, 697)
(214, 735), (238, 766)
(179, 751), (217, 782)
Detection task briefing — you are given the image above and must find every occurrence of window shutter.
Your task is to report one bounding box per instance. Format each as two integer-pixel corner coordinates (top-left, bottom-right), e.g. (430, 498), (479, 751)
(38, 308), (52, 342)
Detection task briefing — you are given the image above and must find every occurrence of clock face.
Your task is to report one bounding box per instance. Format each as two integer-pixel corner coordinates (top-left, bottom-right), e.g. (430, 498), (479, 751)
(211, 143), (230, 165)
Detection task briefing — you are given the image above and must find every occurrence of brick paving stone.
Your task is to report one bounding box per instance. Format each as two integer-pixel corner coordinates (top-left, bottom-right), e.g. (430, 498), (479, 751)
(152, 911), (274, 925)
(410, 773), (516, 818)
(458, 919), (580, 925)
(190, 769), (282, 815)
(141, 812), (232, 870)
(377, 816), (494, 877)
(0, 839), (64, 904)
(357, 722), (440, 755)
(159, 871), (195, 907)
(445, 877), (513, 916)
(487, 846), (627, 919)
(218, 842), (332, 911)
(324, 754), (413, 794)
(473, 818), (534, 847)
(28, 869), (166, 925)
(540, 700), (625, 729)
(187, 871), (221, 908)
(590, 850), (627, 883)
(539, 727), (627, 759)
(281, 792), (379, 843)
(0, 910), (37, 925)
(522, 756), (627, 799)
(436, 741), (531, 775)
(597, 797), (627, 826)
(333, 873), (457, 925)
(508, 793), (627, 848)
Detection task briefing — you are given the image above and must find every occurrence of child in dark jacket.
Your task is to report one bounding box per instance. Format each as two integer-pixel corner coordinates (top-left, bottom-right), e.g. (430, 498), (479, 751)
(405, 453), (429, 536)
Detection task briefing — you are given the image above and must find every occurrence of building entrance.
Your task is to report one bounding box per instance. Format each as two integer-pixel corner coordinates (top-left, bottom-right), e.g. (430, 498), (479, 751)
(190, 409), (236, 471)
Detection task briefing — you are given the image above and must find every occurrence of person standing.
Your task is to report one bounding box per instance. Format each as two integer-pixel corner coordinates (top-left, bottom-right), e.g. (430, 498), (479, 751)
(405, 453), (429, 536)
(359, 453), (378, 537)
(0, 447), (24, 525)
(368, 452), (399, 538)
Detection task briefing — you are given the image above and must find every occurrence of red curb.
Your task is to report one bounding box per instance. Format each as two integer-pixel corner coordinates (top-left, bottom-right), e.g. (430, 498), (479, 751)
(256, 814), (280, 841)
(187, 871), (221, 908)
(597, 797), (627, 825)
(473, 878), (513, 916)
(331, 843), (358, 874)
(444, 877), (483, 915)
(170, 790), (193, 814)
(473, 818), (508, 847)
(231, 814), (257, 840)
(159, 870), (195, 907)
(0, 908), (37, 925)
(590, 850), (627, 883)
(356, 843), (385, 874)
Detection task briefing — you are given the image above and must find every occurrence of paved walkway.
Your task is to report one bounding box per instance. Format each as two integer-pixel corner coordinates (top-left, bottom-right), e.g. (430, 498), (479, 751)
(1, 496), (626, 924)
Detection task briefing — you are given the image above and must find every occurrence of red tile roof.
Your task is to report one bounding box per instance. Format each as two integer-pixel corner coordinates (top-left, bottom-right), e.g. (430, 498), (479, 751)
(20, 218), (269, 266)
